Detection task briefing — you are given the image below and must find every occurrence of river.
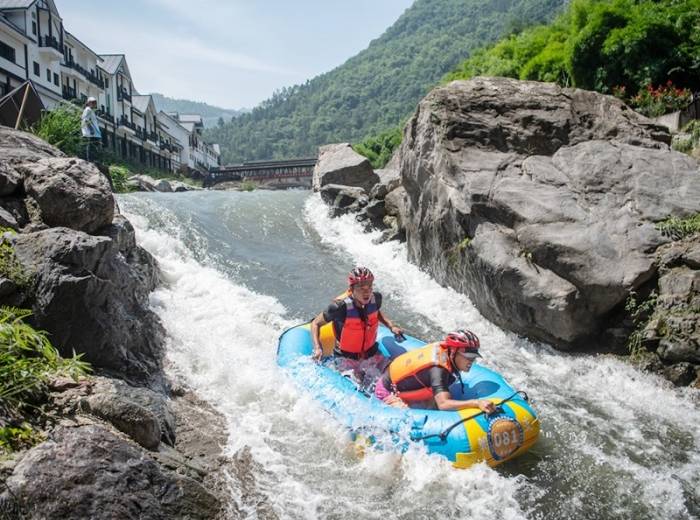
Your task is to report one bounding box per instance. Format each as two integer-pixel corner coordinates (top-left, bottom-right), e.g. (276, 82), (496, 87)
(119, 190), (699, 520)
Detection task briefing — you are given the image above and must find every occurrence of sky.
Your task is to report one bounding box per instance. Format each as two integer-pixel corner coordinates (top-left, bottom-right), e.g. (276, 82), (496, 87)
(57, 0), (415, 110)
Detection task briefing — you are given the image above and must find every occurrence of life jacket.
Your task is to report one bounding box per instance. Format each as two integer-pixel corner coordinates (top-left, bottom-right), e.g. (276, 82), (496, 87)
(387, 343), (453, 402)
(336, 293), (379, 355)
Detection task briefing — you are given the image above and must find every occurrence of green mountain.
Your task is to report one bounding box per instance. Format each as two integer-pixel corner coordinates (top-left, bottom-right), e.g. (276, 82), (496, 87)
(149, 93), (248, 128)
(205, 0), (568, 163)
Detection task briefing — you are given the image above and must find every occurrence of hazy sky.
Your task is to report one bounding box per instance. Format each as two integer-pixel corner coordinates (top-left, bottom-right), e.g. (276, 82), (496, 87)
(57, 0), (415, 109)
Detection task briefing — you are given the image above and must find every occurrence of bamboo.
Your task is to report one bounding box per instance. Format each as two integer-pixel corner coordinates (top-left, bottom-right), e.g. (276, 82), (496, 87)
(14, 83), (31, 130)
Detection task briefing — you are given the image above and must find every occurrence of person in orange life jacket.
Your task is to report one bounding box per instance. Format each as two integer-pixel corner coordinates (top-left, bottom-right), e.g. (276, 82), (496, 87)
(310, 266), (403, 387)
(374, 329), (496, 413)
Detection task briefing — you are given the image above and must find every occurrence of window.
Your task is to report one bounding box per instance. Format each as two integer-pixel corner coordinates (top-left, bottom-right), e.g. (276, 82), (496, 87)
(104, 78), (109, 88)
(0, 41), (15, 63)
(33, 61), (40, 76)
(46, 68), (51, 82)
(53, 73), (59, 86)
(32, 21), (37, 35)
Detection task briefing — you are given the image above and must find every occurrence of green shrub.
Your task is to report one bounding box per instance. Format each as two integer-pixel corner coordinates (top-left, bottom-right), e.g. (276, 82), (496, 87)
(32, 103), (83, 157)
(353, 126), (403, 169)
(108, 164), (132, 194)
(625, 290), (658, 358)
(0, 307), (90, 453)
(240, 180), (257, 192)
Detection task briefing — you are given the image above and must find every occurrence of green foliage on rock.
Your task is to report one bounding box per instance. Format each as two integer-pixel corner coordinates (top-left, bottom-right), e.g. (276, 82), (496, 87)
(656, 213), (700, 241)
(0, 229), (32, 289)
(205, 0), (567, 163)
(353, 126), (403, 169)
(32, 103), (83, 157)
(445, 0), (700, 100)
(0, 307), (90, 454)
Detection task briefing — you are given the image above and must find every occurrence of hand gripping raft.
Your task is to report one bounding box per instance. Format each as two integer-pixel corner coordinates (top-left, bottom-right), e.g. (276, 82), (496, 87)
(277, 322), (540, 468)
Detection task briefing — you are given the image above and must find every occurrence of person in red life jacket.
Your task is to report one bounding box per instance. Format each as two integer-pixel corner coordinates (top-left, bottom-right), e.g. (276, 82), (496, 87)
(374, 329), (496, 413)
(310, 266), (403, 387)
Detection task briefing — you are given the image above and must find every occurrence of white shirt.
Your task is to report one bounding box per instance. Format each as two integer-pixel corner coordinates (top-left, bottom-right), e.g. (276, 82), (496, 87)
(81, 106), (102, 138)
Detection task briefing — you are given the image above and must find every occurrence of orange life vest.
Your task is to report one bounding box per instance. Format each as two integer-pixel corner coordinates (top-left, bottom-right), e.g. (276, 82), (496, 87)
(336, 293), (379, 355)
(387, 343), (453, 402)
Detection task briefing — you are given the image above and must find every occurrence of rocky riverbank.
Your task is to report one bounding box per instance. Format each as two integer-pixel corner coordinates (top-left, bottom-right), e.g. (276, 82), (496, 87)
(0, 127), (243, 518)
(313, 77), (700, 387)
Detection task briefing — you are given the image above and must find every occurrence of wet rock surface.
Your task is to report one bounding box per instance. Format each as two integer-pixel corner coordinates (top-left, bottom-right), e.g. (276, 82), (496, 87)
(0, 129), (233, 517)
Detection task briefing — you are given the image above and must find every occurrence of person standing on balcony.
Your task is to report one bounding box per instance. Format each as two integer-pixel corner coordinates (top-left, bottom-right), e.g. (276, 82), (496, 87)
(81, 97), (101, 161)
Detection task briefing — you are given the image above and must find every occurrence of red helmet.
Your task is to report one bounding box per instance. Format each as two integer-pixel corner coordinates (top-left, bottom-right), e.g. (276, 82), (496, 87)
(442, 329), (481, 358)
(348, 266), (374, 287)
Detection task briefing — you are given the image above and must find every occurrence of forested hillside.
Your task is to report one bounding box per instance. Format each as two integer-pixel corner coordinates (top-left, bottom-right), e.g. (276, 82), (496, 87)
(445, 0), (700, 116)
(150, 93), (247, 128)
(206, 0), (567, 163)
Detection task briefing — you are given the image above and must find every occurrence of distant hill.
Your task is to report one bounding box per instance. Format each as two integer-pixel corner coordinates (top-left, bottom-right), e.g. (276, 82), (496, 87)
(205, 0), (567, 163)
(149, 93), (248, 128)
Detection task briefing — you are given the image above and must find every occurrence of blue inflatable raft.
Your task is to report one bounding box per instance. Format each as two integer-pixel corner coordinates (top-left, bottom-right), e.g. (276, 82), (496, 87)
(277, 322), (540, 468)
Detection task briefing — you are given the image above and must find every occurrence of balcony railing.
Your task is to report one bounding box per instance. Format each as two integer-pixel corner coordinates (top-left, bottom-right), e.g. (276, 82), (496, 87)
(117, 88), (132, 103)
(63, 59), (105, 88)
(97, 109), (114, 124)
(118, 115), (137, 132)
(62, 86), (76, 100)
(147, 131), (158, 143)
(39, 35), (63, 54)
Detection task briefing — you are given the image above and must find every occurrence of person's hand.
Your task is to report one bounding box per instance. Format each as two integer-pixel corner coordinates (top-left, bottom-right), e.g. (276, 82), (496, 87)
(312, 346), (323, 362)
(385, 394), (408, 408)
(390, 325), (404, 337)
(478, 400), (497, 414)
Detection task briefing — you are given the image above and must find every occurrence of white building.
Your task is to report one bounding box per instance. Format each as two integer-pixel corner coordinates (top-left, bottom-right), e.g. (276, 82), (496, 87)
(171, 113), (220, 173)
(156, 110), (188, 173)
(0, 0), (222, 176)
(0, 0), (64, 107)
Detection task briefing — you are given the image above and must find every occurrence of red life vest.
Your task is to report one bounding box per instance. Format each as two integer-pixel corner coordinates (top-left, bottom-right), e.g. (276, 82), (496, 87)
(387, 343), (453, 402)
(337, 294), (379, 355)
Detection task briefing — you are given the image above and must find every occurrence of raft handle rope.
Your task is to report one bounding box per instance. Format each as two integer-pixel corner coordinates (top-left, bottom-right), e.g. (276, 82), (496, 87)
(409, 390), (528, 442)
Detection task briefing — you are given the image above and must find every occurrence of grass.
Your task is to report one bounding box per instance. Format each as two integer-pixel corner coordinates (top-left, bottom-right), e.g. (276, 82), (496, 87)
(672, 120), (700, 155)
(0, 229), (32, 289)
(656, 213), (700, 240)
(0, 307), (90, 455)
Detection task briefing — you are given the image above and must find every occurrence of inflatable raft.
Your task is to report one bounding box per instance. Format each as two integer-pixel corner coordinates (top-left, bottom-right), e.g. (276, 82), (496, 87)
(277, 322), (540, 468)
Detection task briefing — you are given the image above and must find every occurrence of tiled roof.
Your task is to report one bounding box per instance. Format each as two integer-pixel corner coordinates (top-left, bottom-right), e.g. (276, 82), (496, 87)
(0, 1), (35, 10)
(180, 122), (196, 132)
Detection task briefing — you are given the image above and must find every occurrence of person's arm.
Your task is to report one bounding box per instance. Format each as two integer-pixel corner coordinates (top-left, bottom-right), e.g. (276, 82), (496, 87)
(377, 310), (402, 336)
(433, 392), (496, 413)
(430, 367), (496, 413)
(310, 312), (329, 362)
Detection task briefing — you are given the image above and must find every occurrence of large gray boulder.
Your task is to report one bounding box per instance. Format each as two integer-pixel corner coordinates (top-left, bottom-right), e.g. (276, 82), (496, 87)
(17, 157), (114, 234)
(397, 77), (700, 350)
(0, 126), (64, 164)
(313, 143), (379, 192)
(0, 425), (222, 520)
(80, 376), (177, 450)
(12, 226), (164, 386)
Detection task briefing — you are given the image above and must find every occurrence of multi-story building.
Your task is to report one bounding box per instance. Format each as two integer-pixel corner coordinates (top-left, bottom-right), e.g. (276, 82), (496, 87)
(1, 0), (221, 176)
(156, 110), (188, 173)
(171, 113), (221, 173)
(0, 0), (65, 106)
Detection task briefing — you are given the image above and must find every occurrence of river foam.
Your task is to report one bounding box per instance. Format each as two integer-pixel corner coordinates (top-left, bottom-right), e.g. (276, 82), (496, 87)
(118, 191), (699, 520)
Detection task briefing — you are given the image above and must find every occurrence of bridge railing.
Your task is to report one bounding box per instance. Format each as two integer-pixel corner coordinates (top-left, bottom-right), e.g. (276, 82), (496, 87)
(204, 158), (317, 187)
